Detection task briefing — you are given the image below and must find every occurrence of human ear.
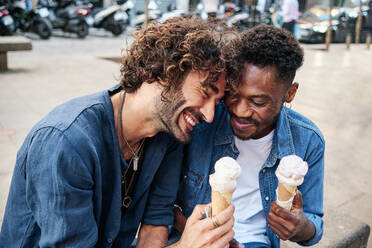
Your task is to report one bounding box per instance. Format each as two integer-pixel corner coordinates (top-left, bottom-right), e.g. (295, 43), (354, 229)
(285, 82), (299, 103)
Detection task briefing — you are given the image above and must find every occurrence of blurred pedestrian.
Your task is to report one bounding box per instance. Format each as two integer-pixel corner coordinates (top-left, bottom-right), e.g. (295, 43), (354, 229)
(281, 0), (298, 34)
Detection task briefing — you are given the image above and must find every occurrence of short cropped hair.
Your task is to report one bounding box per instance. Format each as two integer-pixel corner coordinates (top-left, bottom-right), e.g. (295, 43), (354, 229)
(227, 25), (304, 90)
(120, 17), (226, 100)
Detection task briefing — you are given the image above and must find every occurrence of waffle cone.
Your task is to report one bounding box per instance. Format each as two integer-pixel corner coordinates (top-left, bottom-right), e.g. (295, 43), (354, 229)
(277, 182), (297, 202)
(211, 190), (232, 216)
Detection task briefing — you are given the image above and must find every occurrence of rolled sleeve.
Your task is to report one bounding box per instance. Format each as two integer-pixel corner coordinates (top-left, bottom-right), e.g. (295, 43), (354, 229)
(25, 127), (97, 247)
(142, 141), (183, 226)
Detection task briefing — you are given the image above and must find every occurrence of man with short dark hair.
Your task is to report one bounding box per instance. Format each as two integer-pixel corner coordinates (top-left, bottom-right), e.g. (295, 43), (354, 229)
(0, 17), (234, 248)
(170, 25), (325, 248)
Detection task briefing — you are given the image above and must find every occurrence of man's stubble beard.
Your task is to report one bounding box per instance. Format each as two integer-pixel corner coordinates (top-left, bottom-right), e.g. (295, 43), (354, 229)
(154, 90), (190, 144)
(232, 109), (281, 141)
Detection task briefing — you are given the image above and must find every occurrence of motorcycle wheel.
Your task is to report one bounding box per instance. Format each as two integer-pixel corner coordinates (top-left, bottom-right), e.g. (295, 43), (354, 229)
(110, 24), (124, 36)
(35, 18), (53, 40)
(76, 22), (89, 39)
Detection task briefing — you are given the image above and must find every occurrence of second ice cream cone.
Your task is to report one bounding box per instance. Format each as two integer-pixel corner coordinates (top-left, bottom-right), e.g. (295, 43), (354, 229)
(211, 190), (232, 216)
(277, 182), (296, 202)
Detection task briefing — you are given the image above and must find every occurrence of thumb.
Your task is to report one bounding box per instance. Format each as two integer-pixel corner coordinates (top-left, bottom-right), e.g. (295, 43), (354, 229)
(291, 189), (303, 211)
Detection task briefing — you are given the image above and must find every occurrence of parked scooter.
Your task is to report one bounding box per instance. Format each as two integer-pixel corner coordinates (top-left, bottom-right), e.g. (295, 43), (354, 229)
(38, 0), (90, 38)
(7, 0), (52, 39)
(222, 2), (264, 32)
(85, 0), (132, 36)
(132, 0), (161, 28)
(0, 5), (16, 35)
(158, 4), (186, 23)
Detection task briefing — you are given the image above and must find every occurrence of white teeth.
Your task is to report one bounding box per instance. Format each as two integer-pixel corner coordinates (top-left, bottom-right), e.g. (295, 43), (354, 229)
(184, 113), (196, 126)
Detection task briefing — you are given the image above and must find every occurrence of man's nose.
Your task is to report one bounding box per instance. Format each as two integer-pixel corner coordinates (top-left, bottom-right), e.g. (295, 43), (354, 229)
(200, 100), (215, 123)
(234, 100), (252, 118)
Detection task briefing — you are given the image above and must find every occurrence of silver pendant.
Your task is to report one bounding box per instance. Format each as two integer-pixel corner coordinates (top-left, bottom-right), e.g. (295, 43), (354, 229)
(122, 196), (132, 208)
(133, 156), (139, 171)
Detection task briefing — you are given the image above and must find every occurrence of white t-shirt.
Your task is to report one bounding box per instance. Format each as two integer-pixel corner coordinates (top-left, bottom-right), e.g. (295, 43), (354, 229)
(232, 130), (274, 244)
(282, 0), (299, 22)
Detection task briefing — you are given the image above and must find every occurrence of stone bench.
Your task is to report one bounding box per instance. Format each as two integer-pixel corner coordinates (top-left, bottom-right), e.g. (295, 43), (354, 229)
(0, 36), (32, 71)
(282, 210), (370, 248)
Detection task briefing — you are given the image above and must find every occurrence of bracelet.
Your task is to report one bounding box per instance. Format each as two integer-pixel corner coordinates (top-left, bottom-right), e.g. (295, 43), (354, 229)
(174, 204), (183, 213)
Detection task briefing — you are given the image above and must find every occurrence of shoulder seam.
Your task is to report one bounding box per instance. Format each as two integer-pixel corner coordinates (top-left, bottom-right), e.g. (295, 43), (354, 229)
(31, 126), (92, 176)
(287, 117), (325, 145)
(37, 102), (105, 134)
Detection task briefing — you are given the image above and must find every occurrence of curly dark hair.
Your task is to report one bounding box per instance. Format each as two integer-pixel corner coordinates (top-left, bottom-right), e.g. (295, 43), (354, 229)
(227, 25), (304, 91)
(120, 17), (227, 101)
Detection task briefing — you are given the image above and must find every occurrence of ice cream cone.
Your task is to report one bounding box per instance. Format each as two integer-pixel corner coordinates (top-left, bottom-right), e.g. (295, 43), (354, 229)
(277, 182), (297, 202)
(209, 157), (241, 216)
(275, 155), (308, 210)
(211, 189), (233, 216)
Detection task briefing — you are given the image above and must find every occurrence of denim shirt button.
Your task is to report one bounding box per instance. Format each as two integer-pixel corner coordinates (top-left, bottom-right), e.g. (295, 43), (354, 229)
(265, 196), (269, 201)
(262, 169), (266, 173)
(184, 175), (187, 179)
(107, 238), (113, 243)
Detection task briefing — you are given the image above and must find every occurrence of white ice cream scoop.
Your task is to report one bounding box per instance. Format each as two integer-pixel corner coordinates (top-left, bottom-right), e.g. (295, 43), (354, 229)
(276, 155), (308, 186)
(209, 157), (241, 193)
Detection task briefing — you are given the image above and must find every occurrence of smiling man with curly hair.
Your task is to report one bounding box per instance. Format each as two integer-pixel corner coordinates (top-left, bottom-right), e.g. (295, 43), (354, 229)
(0, 17), (235, 248)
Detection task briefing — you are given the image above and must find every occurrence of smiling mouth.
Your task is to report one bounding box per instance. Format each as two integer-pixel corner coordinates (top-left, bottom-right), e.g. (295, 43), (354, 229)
(183, 111), (200, 131)
(231, 116), (256, 129)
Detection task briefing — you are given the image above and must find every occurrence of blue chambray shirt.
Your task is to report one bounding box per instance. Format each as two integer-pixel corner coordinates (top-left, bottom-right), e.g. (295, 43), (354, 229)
(173, 103), (325, 247)
(0, 86), (183, 248)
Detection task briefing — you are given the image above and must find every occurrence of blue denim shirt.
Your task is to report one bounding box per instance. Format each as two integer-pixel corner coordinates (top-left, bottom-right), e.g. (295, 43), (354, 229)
(0, 86), (183, 248)
(175, 104), (324, 247)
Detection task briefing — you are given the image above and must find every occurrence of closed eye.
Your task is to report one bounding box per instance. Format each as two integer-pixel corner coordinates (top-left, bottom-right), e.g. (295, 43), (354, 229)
(251, 100), (266, 107)
(201, 89), (210, 99)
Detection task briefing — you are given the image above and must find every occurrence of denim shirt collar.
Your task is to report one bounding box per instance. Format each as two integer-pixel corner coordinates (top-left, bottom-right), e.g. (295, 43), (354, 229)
(214, 106), (295, 167)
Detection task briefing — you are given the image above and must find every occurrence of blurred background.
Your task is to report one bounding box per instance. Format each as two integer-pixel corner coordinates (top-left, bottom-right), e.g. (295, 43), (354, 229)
(1, 0), (372, 247)
(1, 0), (371, 42)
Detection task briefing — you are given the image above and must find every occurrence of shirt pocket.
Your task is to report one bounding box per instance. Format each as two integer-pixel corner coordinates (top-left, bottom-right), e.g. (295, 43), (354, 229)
(178, 169), (204, 212)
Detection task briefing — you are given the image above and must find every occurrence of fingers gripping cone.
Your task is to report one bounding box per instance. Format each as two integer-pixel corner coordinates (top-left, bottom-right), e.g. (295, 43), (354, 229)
(209, 157), (241, 216)
(275, 155), (308, 210)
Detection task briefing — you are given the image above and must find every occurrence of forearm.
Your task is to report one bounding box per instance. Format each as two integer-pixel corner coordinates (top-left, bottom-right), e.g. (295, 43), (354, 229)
(136, 224), (168, 248)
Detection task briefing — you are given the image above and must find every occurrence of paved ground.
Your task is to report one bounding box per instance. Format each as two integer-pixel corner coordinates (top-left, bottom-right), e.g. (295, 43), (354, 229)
(0, 31), (371, 246)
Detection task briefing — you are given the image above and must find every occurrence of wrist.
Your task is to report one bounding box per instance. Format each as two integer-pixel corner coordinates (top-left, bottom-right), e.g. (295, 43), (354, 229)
(291, 215), (315, 242)
(174, 205), (186, 234)
(174, 204), (183, 213)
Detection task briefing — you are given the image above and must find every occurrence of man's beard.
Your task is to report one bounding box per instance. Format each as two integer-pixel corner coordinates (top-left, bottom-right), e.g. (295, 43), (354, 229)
(154, 90), (190, 143)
